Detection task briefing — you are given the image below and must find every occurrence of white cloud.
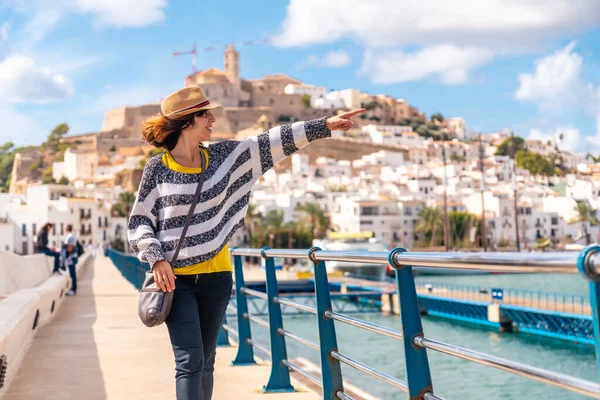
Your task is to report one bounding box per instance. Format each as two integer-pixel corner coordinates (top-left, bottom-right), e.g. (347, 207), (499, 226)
(516, 41), (597, 111)
(275, 0), (600, 50)
(275, 0), (600, 85)
(73, 0), (167, 28)
(0, 55), (74, 103)
(359, 45), (493, 85)
(298, 50), (351, 69)
(529, 125), (600, 155)
(5, 0), (167, 47)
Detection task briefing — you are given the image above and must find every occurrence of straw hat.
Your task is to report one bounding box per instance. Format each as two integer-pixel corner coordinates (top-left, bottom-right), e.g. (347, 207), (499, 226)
(161, 86), (221, 118)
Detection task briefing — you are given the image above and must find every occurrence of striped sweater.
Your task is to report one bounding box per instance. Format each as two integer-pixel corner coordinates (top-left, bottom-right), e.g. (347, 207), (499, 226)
(127, 117), (331, 270)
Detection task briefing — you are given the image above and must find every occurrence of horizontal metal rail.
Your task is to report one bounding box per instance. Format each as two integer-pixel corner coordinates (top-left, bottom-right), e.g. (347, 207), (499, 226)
(247, 339), (271, 357)
(277, 328), (319, 350)
(335, 391), (355, 400)
(282, 359), (322, 387)
(274, 297), (317, 314)
(243, 313), (269, 329)
(230, 247), (600, 275)
(325, 311), (403, 341)
(221, 324), (239, 338)
(330, 351), (408, 393)
(413, 336), (600, 398)
(240, 287), (268, 300)
(392, 251), (581, 274)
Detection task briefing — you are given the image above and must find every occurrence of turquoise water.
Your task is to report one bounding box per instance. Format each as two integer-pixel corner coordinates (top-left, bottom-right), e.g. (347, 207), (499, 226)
(228, 273), (598, 399)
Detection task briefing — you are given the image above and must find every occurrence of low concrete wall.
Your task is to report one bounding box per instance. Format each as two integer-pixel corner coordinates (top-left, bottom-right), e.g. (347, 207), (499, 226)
(0, 252), (54, 296)
(0, 253), (93, 397)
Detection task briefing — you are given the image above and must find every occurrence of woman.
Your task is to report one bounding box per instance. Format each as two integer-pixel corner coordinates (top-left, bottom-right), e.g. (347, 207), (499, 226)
(35, 222), (60, 273)
(127, 86), (363, 400)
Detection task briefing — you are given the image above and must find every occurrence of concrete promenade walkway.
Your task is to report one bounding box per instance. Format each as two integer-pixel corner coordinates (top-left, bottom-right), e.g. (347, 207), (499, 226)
(6, 255), (316, 400)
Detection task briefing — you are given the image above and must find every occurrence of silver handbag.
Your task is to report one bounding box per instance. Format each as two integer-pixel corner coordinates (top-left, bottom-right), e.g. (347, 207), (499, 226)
(138, 149), (207, 327)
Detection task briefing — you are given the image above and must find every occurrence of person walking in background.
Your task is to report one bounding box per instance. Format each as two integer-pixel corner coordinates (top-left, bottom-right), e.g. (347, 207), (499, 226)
(61, 224), (78, 296)
(35, 223), (61, 273)
(127, 85), (364, 400)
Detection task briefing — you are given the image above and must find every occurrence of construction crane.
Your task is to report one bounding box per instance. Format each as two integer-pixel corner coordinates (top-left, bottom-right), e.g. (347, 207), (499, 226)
(173, 39), (271, 75)
(173, 42), (197, 74)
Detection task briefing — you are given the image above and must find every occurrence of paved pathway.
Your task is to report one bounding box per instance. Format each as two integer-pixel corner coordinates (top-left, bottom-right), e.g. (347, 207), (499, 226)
(6, 256), (316, 400)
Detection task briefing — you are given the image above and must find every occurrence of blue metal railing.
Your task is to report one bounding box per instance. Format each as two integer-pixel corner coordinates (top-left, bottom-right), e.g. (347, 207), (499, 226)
(415, 282), (590, 315)
(226, 246), (600, 399)
(106, 245), (600, 398)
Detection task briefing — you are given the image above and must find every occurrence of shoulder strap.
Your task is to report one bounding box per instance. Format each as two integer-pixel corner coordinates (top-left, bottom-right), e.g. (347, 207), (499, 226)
(169, 148), (207, 267)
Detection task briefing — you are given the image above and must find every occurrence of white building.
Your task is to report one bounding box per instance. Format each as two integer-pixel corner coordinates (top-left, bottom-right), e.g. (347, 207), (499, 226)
(525, 139), (555, 157)
(0, 184), (122, 255)
(59, 148), (97, 182)
(447, 117), (468, 139)
(284, 84), (327, 108)
(313, 88), (361, 110)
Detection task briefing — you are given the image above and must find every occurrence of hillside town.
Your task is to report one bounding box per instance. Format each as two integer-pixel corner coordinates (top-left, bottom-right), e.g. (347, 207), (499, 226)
(1, 45), (599, 255)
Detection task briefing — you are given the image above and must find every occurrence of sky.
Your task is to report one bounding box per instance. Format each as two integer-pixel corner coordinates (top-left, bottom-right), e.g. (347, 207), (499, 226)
(1, 0), (600, 155)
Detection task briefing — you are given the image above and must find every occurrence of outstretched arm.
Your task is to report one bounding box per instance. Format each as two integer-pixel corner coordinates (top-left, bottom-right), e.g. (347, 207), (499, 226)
(246, 109), (365, 175)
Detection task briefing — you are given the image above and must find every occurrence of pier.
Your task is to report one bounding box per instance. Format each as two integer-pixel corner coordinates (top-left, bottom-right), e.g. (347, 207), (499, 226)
(3, 245), (600, 399)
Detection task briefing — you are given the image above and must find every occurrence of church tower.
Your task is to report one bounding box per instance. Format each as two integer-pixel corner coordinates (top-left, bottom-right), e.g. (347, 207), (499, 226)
(224, 44), (240, 88)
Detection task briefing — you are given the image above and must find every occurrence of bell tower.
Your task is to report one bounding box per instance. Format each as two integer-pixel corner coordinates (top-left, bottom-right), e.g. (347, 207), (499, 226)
(224, 44), (240, 87)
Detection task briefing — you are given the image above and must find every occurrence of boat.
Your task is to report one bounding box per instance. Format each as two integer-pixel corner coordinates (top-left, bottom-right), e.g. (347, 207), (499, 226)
(312, 232), (389, 279)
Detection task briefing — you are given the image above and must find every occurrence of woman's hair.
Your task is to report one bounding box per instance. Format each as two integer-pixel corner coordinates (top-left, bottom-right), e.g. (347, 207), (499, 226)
(141, 110), (206, 151)
(40, 223), (52, 233)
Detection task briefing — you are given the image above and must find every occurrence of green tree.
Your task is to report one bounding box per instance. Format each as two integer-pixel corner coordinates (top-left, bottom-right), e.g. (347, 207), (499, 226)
(245, 203), (262, 247)
(515, 150), (555, 176)
(448, 211), (479, 248)
(450, 154), (467, 163)
(41, 166), (55, 184)
(0, 142), (14, 155)
(58, 176), (69, 185)
(111, 192), (136, 217)
(296, 202), (330, 239)
(415, 207), (444, 247)
(300, 94), (311, 109)
(430, 112), (445, 123)
(495, 136), (526, 158)
(568, 201), (599, 245)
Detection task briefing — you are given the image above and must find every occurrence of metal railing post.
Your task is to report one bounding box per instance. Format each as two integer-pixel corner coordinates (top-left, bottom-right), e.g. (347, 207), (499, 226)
(262, 247), (295, 393)
(231, 252), (256, 365)
(217, 314), (230, 346)
(389, 247), (434, 399)
(310, 246), (344, 398)
(577, 245), (600, 381)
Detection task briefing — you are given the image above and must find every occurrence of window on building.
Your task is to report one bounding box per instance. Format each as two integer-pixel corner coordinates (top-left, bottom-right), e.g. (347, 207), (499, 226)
(103, 230), (107, 240)
(361, 206), (379, 216)
(22, 242), (27, 255)
(22, 224), (26, 236)
(60, 223), (64, 235)
(104, 217), (108, 227)
(98, 216), (102, 227)
(551, 217), (559, 225)
(32, 223), (37, 236)
(361, 220), (374, 225)
(53, 224), (56, 235)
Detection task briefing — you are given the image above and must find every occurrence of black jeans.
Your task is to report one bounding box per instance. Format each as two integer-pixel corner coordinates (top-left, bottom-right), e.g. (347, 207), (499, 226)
(165, 272), (233, 400)
(68, 264), (77, 292)
(37, 248), (60, 273)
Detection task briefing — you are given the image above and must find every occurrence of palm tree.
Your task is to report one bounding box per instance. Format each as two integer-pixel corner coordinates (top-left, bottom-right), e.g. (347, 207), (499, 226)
(111, 192), (136, 218)
(415, 207), (444, 247)
(448, 211), (479, 248)
(569, 201), (599, 245)
(264, 210), (285, 248)
(245, 203), (262, 247)
(296, 203), (330, 239)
